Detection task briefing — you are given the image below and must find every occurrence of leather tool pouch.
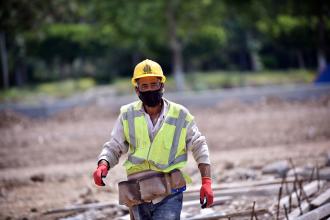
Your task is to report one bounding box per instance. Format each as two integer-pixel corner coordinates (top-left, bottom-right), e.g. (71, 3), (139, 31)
(169, 169), (186, 189)
(118, 170), (186, 207)
(118, 180), (143, 207)
(139, 174), (172, 201)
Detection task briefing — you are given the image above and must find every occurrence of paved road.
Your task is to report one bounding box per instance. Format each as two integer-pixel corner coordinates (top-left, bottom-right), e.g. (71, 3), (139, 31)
(1, 83), (330, 118)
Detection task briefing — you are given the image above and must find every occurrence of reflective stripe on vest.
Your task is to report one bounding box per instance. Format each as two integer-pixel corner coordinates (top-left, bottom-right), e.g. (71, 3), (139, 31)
(128, 153), (188, 170)
(122, 106), (144, 154)
(124, 105), (189, 170)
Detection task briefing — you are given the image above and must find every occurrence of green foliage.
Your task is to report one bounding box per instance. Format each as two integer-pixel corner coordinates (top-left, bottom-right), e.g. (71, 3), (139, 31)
(44, 24), (93, 43)
(186, 69), (314, 90)
(0, 78), (95, 103)
(1, 0), (329, 90)
(36, 78), (95, 96)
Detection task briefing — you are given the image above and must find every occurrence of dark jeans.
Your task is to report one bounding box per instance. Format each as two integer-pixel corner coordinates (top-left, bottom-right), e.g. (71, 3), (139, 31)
(131, 192), (183, 220)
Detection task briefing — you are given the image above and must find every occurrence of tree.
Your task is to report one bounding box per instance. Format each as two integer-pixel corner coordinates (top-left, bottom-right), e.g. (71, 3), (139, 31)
(93, 0), (226, 90)
(257, 0), (330, 71)
(0, 1), (69, 88)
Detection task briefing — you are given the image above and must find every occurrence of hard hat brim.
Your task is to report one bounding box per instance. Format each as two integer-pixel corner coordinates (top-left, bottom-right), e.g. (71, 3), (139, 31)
(132, 74), (166, 86)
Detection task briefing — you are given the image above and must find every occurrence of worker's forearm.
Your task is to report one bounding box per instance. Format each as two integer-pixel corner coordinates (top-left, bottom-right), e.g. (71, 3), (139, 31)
(186, 121), (210, 164)
(98, 159), (109, 167)
(198, 163), (211, 178)
(97, 114), (129, 169)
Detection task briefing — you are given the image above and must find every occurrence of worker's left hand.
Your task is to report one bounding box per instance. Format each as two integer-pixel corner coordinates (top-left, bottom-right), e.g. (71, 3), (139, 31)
(200, 177), (214, 208)
(93, 164), (108, 186)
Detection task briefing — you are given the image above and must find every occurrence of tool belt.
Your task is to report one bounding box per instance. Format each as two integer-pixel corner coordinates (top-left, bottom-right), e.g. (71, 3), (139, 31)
(118, 169), (186, 207)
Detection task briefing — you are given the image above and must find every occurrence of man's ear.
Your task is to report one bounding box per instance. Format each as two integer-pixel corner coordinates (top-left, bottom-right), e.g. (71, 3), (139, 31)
(135, 86), (139, 95)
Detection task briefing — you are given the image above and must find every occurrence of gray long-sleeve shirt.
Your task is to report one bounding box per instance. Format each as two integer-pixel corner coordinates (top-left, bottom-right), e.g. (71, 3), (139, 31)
(97, 99), (210, 169)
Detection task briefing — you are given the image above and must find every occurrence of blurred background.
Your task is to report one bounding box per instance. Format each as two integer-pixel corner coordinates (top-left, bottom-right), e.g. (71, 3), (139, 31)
(0, 0), (330, 101)
(1, 1), (330, 220)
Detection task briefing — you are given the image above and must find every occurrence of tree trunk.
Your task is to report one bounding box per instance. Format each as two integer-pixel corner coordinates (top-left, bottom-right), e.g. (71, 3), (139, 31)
(250, 50), (262, 72)
(166, 0), (185, 91)
(316, 0), (327, 73)
(0, 32), (9, 89)
(239, 50), (248, 71)
(317, 50), (327, 73)
(246, 32), (262, 72)
(296, 50), (305, 69)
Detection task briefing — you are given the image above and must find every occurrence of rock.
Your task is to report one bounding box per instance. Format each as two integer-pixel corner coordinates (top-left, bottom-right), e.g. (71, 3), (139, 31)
(223, 161), (234, 170)
(30, 173), (45, 182)
(221, 168), (258, 182)
(325, 152), (330, 167)
(286, 167), (330, 180)
(30, 208), (37, 212)
(287, 167), (306, 178)
(262, 160), (289, 177)
(79, 187), (92, 198)
(319, 167), (330, 180)
(59, 209), (117, 220)
(82, 198), (98, 204)
(0, 188), (7, 197)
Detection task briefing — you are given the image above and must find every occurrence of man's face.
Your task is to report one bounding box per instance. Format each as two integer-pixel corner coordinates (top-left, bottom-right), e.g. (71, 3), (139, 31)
(135, 76), (164, 107)
(136, 76), (162, 93)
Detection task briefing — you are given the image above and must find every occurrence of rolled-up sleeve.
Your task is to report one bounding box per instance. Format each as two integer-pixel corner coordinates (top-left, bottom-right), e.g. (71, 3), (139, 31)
(97, 114), (129, 169)
(186, 120), (210, 165)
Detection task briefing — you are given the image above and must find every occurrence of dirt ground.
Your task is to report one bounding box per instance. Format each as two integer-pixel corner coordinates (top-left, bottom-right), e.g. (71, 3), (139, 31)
(0, 95), (330, 220)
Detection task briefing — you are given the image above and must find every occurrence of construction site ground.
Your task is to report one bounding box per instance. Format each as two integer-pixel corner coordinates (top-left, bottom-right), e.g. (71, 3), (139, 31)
(0, 95), (330, 219)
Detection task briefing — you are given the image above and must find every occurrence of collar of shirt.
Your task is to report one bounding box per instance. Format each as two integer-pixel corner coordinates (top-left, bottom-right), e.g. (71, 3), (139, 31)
(139, 98), (169, 140)
(139, 98), (169, 120)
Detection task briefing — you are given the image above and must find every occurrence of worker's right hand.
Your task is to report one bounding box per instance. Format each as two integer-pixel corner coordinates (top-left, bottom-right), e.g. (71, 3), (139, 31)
(93, 163), (109, 186)
(200, 177), (214, 208)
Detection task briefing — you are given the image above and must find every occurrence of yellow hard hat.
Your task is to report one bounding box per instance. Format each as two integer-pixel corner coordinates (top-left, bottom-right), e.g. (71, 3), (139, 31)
(131, 59), (166, 86)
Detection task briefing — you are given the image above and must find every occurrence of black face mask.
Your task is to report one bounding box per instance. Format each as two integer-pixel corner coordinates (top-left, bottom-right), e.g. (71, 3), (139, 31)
(138, 88), (163, 107)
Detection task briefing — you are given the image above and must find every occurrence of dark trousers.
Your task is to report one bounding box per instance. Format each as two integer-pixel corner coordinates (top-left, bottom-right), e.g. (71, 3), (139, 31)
(131, 192), (183, 220)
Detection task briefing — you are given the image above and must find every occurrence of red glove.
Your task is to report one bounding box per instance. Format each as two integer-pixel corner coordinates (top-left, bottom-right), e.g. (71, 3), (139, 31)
(93, 164), (108, 186)
(200, 177), (214, 208)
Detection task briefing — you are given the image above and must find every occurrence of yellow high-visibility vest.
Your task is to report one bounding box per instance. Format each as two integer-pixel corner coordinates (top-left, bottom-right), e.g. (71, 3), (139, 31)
(121, 100), (194, 175)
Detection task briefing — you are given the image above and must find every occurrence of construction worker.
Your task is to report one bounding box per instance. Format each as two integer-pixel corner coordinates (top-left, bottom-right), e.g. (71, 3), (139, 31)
(93, 59), (214, 220)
